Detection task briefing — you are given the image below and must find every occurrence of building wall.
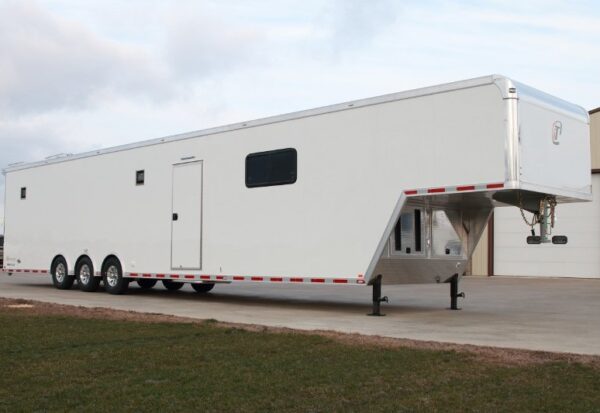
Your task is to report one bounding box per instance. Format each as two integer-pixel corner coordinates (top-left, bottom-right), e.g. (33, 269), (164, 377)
(494, 174), (600, 278)
(591, 109), (600, 170)
(470, 222), (488, 275)
(470, 108), (600, 276)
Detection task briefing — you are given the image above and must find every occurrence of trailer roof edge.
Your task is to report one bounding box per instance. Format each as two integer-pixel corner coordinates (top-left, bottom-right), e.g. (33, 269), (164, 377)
(2, 74), (532, 174)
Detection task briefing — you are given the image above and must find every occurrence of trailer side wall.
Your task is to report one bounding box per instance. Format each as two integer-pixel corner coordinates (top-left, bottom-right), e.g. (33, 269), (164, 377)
(4, 83), (508, 280)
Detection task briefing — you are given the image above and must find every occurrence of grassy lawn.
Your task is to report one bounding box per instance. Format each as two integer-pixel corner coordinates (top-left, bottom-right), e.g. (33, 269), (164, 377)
(1, 306), (599, 412)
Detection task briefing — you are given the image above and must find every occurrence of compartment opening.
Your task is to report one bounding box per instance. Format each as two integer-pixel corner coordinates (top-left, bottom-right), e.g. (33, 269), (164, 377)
(393, 208), (424, 255)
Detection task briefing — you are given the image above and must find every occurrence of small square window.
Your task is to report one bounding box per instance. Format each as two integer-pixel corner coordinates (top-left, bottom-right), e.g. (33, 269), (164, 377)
(20, 187), (26, 199)
(136, 170), (145, 185)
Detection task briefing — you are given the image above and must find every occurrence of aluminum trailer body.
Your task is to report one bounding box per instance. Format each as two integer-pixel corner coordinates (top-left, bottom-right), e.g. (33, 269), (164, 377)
(1, 75), (591, 307)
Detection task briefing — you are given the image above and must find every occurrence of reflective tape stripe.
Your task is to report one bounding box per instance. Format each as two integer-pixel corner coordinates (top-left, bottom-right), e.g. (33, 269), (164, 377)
(456, 185), (475, 191)
(405, 182), (505, 196)
(2, 269), (366, 285)
(4, 269), (47, 275)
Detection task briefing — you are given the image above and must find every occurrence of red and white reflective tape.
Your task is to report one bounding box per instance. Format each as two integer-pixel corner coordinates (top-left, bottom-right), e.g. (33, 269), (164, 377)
(127, 272), (366, 285)
(404, 182), (505, 196)
(1, 268), (367, 285)
(0, 268), (48, 274)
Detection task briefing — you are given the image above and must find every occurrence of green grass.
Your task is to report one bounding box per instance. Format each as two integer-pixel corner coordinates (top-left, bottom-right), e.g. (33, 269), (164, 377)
(0, 309), (599, 412)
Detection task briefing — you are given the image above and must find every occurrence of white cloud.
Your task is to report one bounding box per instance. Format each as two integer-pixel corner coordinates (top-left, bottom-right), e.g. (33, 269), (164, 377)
(164, 5), (262, 79)
(327, 0), (400, 50)
(0, 0), (267, 117)
(0, 1), (171, 116)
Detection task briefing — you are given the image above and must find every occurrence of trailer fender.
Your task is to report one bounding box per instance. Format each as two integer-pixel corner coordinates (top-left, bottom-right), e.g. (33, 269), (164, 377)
(51, 254), (73, 276)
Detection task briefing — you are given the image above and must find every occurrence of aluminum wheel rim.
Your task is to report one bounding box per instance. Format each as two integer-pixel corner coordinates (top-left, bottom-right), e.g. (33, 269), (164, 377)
(55, 263), (66, 283)
(106, 265), (119, 287)
(79, 264), (91, 285)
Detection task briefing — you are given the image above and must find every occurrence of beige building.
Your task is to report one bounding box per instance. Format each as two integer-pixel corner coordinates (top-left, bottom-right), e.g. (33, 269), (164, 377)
(471, 108), (600, 277)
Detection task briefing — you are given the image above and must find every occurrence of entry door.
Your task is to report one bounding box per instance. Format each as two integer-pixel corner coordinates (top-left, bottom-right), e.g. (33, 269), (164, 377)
(171, 161), (203, 270)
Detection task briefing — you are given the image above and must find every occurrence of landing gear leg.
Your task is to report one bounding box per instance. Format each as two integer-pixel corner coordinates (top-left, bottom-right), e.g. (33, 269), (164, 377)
(368, 274), (388, 316)
(449, 274), (465, 310)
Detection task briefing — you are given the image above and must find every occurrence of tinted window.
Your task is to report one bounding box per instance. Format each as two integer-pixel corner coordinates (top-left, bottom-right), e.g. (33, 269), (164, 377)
(20, 187), (26, 200)
(245, 148), (297, 188)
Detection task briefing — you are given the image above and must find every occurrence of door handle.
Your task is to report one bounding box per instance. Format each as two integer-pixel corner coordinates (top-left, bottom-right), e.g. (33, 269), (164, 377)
(172, 213), (179, 221)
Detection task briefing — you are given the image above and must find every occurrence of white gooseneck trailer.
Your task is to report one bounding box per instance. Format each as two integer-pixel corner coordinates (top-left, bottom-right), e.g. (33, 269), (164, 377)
(1, 75), (591, 313)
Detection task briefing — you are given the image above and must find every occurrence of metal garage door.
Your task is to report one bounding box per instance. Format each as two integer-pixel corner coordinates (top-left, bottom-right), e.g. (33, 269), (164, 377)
(494, 174), (600, 278)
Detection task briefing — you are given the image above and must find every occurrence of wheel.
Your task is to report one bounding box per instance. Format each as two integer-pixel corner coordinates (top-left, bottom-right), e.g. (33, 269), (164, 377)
(102, 257), (129, 295)
(191, 283), (215, 293)
(51, 257), (74, 290)
(162, 280), (184, 291)
(76, 257), (100, 292)
(137, 279), (157, 290)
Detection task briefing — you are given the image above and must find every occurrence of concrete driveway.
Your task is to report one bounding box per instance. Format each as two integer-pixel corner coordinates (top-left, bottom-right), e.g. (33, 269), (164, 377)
(1, 274), (599, 355)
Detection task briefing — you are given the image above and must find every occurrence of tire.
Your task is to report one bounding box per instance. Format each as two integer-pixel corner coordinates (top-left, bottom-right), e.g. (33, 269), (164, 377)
(191, 283), (215, 293)
(51, 257), (74, 290)
(76, 257), (100, 292)
(162, 280), (184, 291)
(137, 279), (157, 290)
(102, 257), (129, 295)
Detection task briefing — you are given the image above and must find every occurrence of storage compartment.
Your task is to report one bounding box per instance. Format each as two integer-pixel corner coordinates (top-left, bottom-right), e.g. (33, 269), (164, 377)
(431, 210), (462, 257)
(374, 193), (493, 284)
(392, 208), (424, 255)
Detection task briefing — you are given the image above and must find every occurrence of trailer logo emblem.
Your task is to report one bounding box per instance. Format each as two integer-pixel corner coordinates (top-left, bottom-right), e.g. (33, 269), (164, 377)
(552, 121), (562, 145)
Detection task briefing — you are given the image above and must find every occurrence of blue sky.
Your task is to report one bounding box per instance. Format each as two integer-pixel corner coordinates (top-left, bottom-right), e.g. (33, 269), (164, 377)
(1, 0), (600, 232)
